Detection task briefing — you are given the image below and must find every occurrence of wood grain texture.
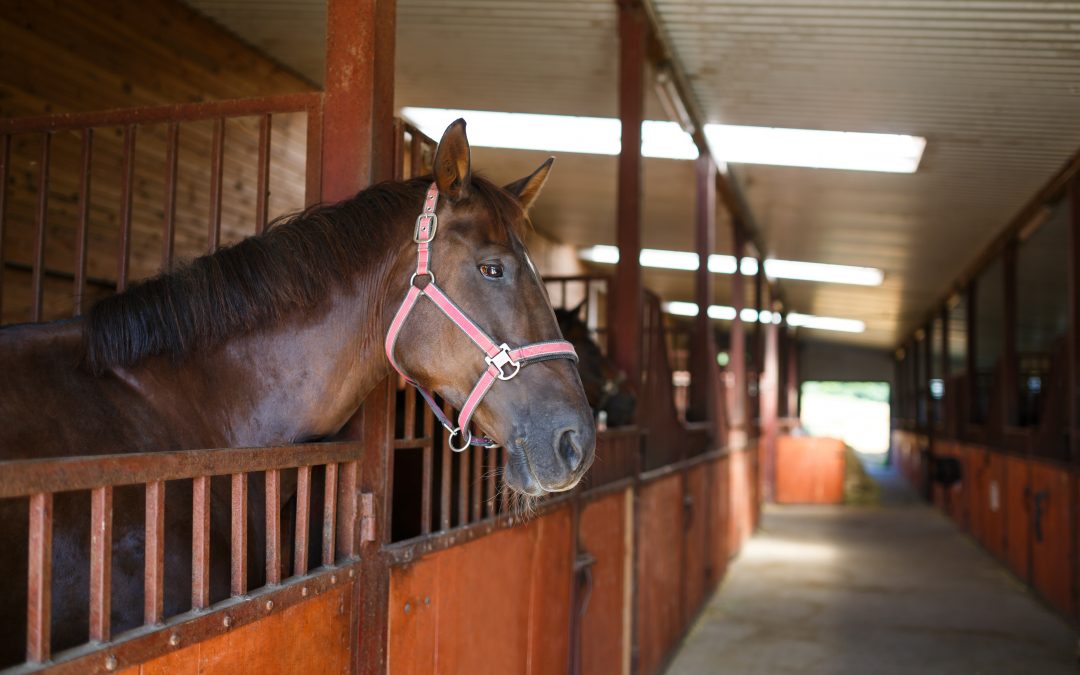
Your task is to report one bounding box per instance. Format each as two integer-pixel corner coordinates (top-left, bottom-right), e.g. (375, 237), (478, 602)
(635, 474), (684, 675)
(578, 490), (630, 675)
(775, 436), (846, 505)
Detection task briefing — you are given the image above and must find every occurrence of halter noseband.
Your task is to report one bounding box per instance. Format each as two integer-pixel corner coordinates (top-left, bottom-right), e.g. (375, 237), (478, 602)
(385, 183), (578, 451)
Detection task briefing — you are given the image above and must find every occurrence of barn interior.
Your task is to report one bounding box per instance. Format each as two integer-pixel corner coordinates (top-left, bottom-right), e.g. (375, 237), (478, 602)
(1, 0), (1079, 673)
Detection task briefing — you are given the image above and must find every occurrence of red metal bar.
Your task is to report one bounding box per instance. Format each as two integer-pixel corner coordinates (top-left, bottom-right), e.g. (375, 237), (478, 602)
(500, 447), (510, 514)
(440, 441), (451, 531)
(0, 133), (8, 319)
(294, 465), (311, 577)
(26, 492), (52, 663)
(304, 99), (323, 208)
(73, 129), (92, 316)
(403, 385), (416, 440)
(322, 463), (338, 567)
(162, 122), (179, 271)
(255, 114), (272, 235)
(967, 284), (978, 428)
(786, 327), (799, 420)
(0, 93), (320, 135)
(485, 446), (496, 518)
(321, 0), (396, 201)
(230, 472), (248, 595)
(117, 124), (135, 292)
(144, 480), (164, 625)
(89, 486), (113, 642)
(471, 445), (482, 523)
(610, 0), (646, 389)
(762, 305), (779, 502)
(265, 469), (281, 585)
(939, 305), (950, 434)
(1069, 174), (1080, 458)
(31, 132), (51, 322)
(1002, 238), (1019, 430)
(730, 224), (748, 441)
(336, 460), (359, 559)
(689, 153), (716, 425)
(457, 438), (468, 526)
(421, 441), (432, 534)
(208, 118), (225, 253)
(192, 475), (211, 609)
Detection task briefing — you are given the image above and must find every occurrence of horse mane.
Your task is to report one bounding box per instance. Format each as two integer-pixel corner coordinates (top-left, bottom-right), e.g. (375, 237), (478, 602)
(82, 174), (525, 375)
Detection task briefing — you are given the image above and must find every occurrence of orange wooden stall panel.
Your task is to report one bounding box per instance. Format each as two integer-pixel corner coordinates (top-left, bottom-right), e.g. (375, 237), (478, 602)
(775, 436), (845, 505)
(388, 507), (574, 675)
(707, 456), (730, 590)
(965, 445), (988, 544)
(579, 490), (632, 675)
(1028, 460), (1074, 617)
(636, 474), (685, 675)
(728, 449), (752, 555)
(683, 464), (709, 623)
(1003, 455), (1031, 583)
(981, 451), (1008, 560)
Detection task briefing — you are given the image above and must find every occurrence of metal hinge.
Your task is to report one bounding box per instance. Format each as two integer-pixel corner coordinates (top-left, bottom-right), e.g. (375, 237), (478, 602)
(360, 493), (376, 543)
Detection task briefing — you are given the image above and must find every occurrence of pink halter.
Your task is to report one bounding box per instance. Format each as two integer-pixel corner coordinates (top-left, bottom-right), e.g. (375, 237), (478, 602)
(385, 183), (578, 451)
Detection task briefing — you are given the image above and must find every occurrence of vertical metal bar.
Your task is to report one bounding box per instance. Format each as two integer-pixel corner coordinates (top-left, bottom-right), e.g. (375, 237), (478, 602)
(471, 444), (482, 523)
(26, 492), (52, 663)
(966, 283), (978, 429)
(117, 125), (135, 292)
(409, 126), (423, 179)
(31, 132), (51, 322)
(689, 153), (716, 424)
(230, 472), (247, 596)
(485, 446), (496, 518)
(191, 475), (210, 609)
(304, 99), (323, 208)
(403, 385), (416, 440)
(294, 465), (311, 577)
(730, 224), (748, 443)
(439, 441), (451, 531)
(208, 118), (225, 253)
(162, 122), (179, 271)
(89, 486), (112, 642)
(0, 133), (9, 320)
(336, 460), (359, 559)
(322, 463), (338, 567)
(255, 114), (272, 235)
(144, 480), (164, 625)
(421, 441), (433, 534)
(1002, 237), (1019, 431)
(73, 129), (92, 316)
(611, 0), (646, 387)
(265, 469), (281, 585)
(457, 439), (468, 526)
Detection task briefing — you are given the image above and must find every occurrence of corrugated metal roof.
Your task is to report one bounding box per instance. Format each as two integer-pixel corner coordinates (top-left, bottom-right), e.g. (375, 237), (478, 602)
(183, 0), (1080, 347)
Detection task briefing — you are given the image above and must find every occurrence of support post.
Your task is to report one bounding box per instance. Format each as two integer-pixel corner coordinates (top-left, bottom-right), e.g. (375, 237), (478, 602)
(940, 305), (950, 436)
(321, 0), (396, 201)
(689, 154), (716, 425)
(729, 223), (748, 448)
(761, 301), (779, 502)
(785, 327), (799, 421)
(1069, 174), (1080, 461)
(611, 0), (646, 390)
(1002, 237), (1019, 431)
(752, 263), (764, 434)
(966, 283), (978, 432)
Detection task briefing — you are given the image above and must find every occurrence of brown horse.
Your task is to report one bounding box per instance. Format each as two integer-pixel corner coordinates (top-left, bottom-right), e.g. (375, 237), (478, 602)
(0, 120), (594, 663)
(555, 301), (637, 427)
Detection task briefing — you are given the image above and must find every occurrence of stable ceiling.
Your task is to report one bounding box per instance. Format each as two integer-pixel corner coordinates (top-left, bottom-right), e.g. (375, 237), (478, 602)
(184, 0), (1080, 348)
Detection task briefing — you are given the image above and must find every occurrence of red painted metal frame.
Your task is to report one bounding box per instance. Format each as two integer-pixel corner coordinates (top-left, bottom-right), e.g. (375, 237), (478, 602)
(688, 154), (715, 425)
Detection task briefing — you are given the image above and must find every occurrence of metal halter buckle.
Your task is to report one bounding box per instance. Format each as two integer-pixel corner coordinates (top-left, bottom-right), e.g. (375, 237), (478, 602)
(448, 427), (472, 452)
(485, 343), (521, 381)
(414, 213), (438, 243)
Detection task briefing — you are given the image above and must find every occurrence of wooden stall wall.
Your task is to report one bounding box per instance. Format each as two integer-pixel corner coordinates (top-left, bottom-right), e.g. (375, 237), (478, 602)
(579, 490), (633, 675)
(0, 0), (314, 324)
(634, 474), (685, 675)
(893, 431), (1077, 625)
(775, 436), (845, 505)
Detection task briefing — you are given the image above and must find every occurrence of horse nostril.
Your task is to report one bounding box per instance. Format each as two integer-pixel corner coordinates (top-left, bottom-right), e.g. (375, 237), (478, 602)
(558, 429), (584, 473)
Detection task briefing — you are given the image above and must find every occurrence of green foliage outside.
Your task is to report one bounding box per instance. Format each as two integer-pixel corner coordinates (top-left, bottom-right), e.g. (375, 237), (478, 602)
(802, 381), (890, 403)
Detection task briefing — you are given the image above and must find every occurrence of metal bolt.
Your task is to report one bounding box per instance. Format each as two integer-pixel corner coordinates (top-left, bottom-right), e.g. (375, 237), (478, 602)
(104, 655), (117, 671)
(331, 574), (337, 584)
(348, 569), (355, 579)
(302, 586), (309, 597)
(265, 600), (274, 611)
(424, 596), (431, 606)
(223, 615), (232, 629)
(168, 633), (180, 647)
(404, 602), (411, 614)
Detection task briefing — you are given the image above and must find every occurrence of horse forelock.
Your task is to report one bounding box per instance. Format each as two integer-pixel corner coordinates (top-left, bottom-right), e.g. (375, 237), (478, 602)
(81, 175), (529, 375)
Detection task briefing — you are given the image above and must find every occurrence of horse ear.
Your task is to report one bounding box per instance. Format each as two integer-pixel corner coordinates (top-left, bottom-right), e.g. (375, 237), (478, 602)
(433, 119), (471, 200)
(504, 157), (554, 212)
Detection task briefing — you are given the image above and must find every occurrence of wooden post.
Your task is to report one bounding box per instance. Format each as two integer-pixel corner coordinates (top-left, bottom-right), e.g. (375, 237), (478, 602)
(729, 224), (748, 448)
(785, 326), (799, 421)
(689, 154), (716, 425)
(761, 302), (779, 502)
(1003, 237), (1019, 430)
(966, 283), (978, 431)
(611, 0), (646, 389)
(752, 263), (764, 433)
(321, 0), (396, 201)
(1069, 174), (1080, 461)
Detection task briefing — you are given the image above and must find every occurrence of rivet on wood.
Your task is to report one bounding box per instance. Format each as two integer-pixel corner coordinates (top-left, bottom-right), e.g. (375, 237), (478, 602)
(223, 615), (232, 628)
(424, 596), (431, 605)
(265, 600), (274, 611)
(104, 655), (117, 671)
(331, 574), (337, 584)
(168, 633), (180, 647)
(404, 602), (411, 614)
(302, 586), (309, 597)
(348, 569), (355, 578)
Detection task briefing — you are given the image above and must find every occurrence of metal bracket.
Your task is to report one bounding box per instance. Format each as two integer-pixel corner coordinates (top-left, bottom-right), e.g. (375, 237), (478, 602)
(360, 492), (376, 543)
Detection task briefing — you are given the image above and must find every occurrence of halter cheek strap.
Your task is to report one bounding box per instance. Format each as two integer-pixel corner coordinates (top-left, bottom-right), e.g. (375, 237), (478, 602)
(385, 183), (578, 451)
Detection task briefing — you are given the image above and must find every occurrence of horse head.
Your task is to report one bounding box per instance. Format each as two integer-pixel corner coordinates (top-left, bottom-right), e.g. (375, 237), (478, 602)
(386, 120), (595, 496)
(554, 300), (637, 428)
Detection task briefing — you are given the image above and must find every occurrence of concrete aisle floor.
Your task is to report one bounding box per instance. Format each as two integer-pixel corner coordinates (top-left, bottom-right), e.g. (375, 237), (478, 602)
(667, 464), (1079, 675)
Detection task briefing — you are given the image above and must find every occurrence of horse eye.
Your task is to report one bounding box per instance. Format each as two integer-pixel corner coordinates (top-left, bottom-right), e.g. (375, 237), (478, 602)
(479, 263), (503, 279)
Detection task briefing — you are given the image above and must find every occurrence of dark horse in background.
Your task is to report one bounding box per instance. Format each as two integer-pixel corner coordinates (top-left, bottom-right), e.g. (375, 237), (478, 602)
(555, 301), (636, 427)
(0, 120), (594, 664)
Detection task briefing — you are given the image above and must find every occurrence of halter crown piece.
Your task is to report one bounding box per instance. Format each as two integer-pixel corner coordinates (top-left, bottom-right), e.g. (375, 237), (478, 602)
(385, 183), (579, 452)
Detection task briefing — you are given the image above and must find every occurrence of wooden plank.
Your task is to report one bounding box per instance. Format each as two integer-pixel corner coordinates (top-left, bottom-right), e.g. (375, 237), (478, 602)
(192, 475), (211, 610)
(1004, 455), (1031, 582)
(144, 480), (165, 625)
(72, 128), (92, 315)
(161, 122), (179, 271)
(689, 153), (716, 424)
(635, 475), (684, 675)
(579, 490), (630, 675)
(255, 113), (271, 234)
(266, 469), (282, 585)
(89, 485), (113, 642)
(1029, 461), (1074, 616)
(116, 124), (135, 292)
(26, 492), (52, 663)
(775, 436), (846, 504)
(30, 132), (50, 322)
(294, 465), (311, 577)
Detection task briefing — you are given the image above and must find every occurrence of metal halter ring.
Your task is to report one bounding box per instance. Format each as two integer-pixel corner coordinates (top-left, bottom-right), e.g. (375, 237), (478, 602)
(485, 343), (521, 381)
(409, 270), (435, 288)
(448, 427), (472, 452)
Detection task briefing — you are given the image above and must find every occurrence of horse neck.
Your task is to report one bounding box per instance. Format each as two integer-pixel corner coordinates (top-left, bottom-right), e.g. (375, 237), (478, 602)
(124, 230), (413, 449)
